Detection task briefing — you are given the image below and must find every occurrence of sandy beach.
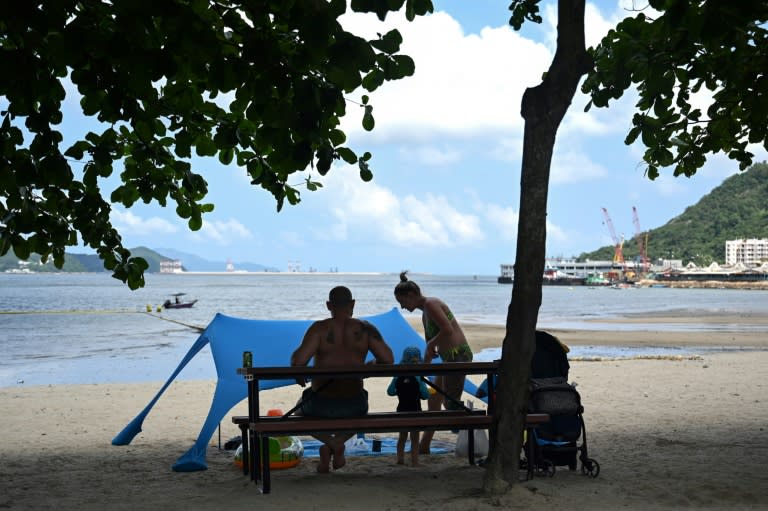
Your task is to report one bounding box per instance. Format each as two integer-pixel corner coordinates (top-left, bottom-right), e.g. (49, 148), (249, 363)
(1, 314), (767, 510)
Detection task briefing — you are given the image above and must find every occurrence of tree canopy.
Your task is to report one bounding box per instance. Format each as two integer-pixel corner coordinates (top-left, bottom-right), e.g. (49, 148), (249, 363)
(0, 0), (432, 288)
(582, 0), (768, 180)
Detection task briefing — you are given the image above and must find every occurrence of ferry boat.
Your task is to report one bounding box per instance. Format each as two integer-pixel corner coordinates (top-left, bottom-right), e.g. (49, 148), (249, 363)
(543, 267), (586, 286)
(497, 263), (588, 285)
(498, 260), (617, 286)
(497, 264), (514, 284)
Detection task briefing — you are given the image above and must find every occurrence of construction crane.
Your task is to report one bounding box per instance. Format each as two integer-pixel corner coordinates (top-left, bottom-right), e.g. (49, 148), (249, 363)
(632, 206), (650, 272)
(600, 207), (625, 266)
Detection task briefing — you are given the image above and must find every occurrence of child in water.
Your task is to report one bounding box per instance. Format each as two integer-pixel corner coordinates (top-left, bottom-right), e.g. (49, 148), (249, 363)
(387, 346), (431, 466)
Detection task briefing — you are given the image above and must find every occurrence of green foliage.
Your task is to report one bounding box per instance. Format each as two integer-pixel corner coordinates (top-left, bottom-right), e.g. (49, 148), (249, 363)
(0, 246), (174, 273)
(508, 0), (543, 30)
(0, 0), (432, 289)
(579, 162), (768, 265)
(583, 1), (768, 179)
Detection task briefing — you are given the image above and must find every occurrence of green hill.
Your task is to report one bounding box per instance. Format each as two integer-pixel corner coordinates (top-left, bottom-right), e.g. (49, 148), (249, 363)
(579, 161), (768, 265)
(0, 246), (173, 273)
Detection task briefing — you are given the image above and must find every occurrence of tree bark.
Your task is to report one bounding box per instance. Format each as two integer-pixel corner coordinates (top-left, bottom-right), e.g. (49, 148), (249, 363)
(483, 0), (592, 492)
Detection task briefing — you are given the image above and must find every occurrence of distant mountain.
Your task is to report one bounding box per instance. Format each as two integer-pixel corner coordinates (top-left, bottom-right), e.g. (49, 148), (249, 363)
(579, 162), (768, 265)
(154, 248), (279, 272)
(0, 246), (171, 273)
(0, 246), (277, 274)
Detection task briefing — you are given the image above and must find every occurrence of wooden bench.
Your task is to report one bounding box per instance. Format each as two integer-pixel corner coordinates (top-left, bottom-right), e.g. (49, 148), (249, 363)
(231, 410), (490, 472)
(236, 361), (548, 493)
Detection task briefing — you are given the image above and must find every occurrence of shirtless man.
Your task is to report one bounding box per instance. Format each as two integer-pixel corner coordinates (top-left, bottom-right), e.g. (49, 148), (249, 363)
(290, 286), (394, 473)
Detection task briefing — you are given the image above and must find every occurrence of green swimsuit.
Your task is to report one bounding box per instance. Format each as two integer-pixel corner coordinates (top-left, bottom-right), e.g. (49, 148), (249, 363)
(423, 308), (473, 361)
(423, 307), (473, 410)
(424, 308), (453, 339)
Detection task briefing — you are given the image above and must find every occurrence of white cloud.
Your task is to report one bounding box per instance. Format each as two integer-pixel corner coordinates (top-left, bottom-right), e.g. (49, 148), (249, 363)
(480, 201), (567, 249)
(339, 10), (552, 142)
(316, 166), (484, 248)
(192, 218), (253, 245)
(490, 134), (524, 163)
(490, 138), (608, 185)
(550, 148), (609, 184)
(400, 145), (463, 166)
(645, 172), (688, 198)
(110, 208), (177, 236)
(483, 203), (519, 242)
(546, 220), (568, 244)
(279, 231), (306, 247)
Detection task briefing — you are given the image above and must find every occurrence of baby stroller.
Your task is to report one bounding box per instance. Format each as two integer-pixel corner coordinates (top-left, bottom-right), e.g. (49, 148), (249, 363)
(525, 331), (600, 478)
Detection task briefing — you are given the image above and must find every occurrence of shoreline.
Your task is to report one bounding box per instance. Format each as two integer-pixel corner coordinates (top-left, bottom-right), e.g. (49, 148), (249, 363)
(407, 315), (768, 352)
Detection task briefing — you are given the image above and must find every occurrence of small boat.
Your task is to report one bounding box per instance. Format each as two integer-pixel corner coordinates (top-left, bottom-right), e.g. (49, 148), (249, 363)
(542, 268), (586, 286)
(163, 293), (197, 309)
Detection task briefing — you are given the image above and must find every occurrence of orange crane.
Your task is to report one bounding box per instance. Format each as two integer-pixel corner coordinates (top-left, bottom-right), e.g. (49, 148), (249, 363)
(600, 207), (625, 266)
(632, 206), (650, 272)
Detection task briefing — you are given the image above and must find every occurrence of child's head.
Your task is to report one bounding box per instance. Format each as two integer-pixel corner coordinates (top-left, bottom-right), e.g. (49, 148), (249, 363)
(400, 346), (423, 364)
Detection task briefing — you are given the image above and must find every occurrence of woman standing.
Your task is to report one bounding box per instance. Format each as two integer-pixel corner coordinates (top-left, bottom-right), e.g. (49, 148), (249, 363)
(393, 271), (473, 454)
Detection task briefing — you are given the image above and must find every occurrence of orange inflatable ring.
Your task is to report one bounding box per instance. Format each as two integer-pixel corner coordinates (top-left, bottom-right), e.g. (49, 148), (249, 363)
(234, 436), (303, 470)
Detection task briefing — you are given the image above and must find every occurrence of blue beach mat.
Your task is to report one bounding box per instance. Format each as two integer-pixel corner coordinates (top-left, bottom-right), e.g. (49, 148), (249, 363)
(302, 436), (455, 458)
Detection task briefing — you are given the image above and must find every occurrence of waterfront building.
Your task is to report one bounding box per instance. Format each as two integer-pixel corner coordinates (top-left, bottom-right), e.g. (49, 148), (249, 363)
(160, 260), (183, 273)
(545, 258), (619, 277)
(725, 238), (768, 265)
(498, 258), (624, 284)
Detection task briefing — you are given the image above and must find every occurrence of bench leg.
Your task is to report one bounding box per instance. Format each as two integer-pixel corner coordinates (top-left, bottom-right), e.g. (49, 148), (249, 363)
(261, 435), (272, 494)
(237, 423), (249, 476)
(251, 428), (261, 484)
(525, 426), (535, 481)
(468, 428), (476, 465)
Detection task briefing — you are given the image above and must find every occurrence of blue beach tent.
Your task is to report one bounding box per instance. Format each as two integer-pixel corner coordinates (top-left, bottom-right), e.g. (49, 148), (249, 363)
(112, 308), (437, 472)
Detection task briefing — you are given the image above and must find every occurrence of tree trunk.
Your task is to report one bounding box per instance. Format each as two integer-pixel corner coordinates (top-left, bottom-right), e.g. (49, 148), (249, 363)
(483, 0), (592, 493)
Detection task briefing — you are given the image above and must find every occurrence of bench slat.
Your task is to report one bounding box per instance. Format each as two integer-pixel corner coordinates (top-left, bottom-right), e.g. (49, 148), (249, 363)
(231, 409), (486, 425)
(250, 415), (492, 434)
(247, 413), (549, 435)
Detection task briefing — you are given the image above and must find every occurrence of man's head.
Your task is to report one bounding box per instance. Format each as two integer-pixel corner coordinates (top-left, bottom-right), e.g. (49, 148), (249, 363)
(327, 286), (355, 316)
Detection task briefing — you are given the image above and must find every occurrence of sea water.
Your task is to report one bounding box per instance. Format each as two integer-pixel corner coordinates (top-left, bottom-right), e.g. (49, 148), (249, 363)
(2, 272), (768, 387)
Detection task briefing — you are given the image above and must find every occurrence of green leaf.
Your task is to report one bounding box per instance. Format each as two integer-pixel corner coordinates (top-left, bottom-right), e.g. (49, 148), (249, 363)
(188, 214), (202, 231)
(134, 120), (153, 141)
(285, 186), (300, 205)
(219, 147), (234, 165)
(336, 147), (358, 164)
(370, 29), (403, 54)
(359, 160), (373, 181)
(362, 105), (375, 131)
(195, 136), (218, 157)
(13, 239), (31, 260)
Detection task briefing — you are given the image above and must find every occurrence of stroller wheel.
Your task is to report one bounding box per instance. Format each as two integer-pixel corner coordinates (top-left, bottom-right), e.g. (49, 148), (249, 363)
(536, 460), (556, 478)
(581, 458), (600, 478)
(546, 463), (556, 477)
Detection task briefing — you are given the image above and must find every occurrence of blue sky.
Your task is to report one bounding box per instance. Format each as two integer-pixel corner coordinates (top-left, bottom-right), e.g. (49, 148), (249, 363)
(53, 1), (768, 274)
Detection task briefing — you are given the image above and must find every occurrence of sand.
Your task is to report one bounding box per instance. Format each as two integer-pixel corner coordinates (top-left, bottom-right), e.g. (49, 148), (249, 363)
(1, 314), (767, 510)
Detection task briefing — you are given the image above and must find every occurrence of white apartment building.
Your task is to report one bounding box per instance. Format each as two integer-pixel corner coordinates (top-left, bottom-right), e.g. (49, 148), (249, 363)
(159, 259), (183, 273)
(725, 238), (768, 265)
